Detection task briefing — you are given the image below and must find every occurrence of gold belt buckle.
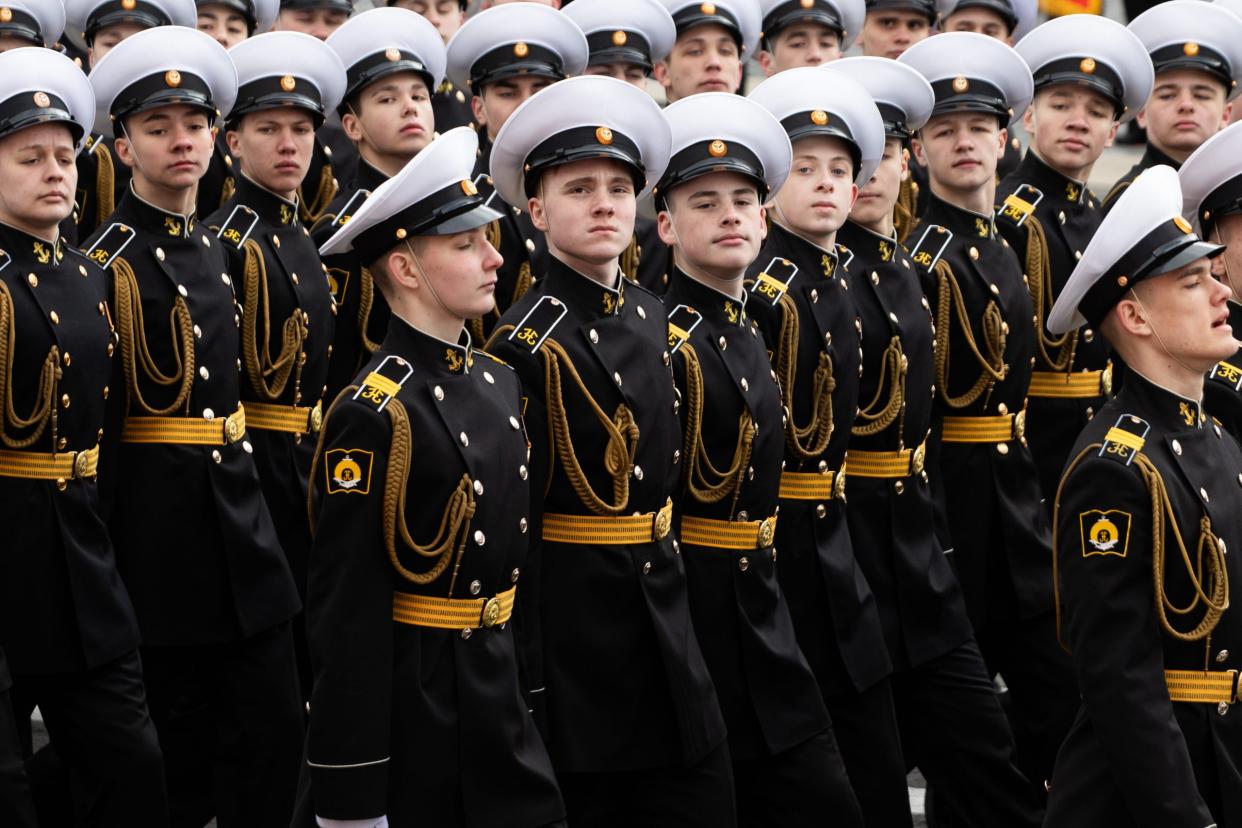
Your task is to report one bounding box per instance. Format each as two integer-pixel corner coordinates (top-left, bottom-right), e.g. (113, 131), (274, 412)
(832, 467), (847, 500)
(911, 443), (926, 475)
(481, 596), (502, 628)
(654, 507), (671, 540)
(757, 517), (776, 548)
(309, 401), (324, 433)
(1101, 363), (1113, 396)
(72, 451), (90, 479)
(225, 410), (245, 443)
(1014, 409), (1026, 441)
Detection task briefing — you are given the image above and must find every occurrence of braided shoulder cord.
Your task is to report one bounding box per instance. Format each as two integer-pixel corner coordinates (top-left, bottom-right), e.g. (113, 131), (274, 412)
(299, 162), (337, 225)
(241, 238), (306, 401)
(1023, 215), (1078, 372)
(358, 267), (382, 355)
(679, 343), (754, 514)
(932, 259), (1007, 409)
(894, 176), (918, 244)
(852, 335), (907, 439)
(620, 235), (641, 284)
(219, 176), (235, 210)
(94, 145), (115, 227)
(112, 256), (196, 415)
(0, 282), (58, 448)
(775, 292), (835, 459)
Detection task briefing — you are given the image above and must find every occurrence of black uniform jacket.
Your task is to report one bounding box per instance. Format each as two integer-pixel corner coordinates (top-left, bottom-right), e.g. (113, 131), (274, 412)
(305, 317), (563, 827)
(314, 159), (392, 403)
(300, 127), (351, 227)
(207, 174), (336, 594)
(86, 188), (300, 646)
(629, 214), (670, 295)
(837, 219), (973, 671)
(1102, 143), (1181, 214)
(909, 195), (1054, 623)
(746, 222), (892, 697)
(486, 257), (726, 773)
(1049, 371), (1242, 827)
(73, 135), (131, 245)
(432, 80), (475, 132)
(0, 224), (140, 675)
(1204, 300), (1242, 443)
(996, 151), (1111, 497)
(196, 133), (237, 221)
(665, 269), (831, 760)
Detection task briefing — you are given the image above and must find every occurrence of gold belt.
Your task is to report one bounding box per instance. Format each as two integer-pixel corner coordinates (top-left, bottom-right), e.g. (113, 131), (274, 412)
(778, 469), (844, 500)
(392, 586), (516, 630)
(542, 499), (673, 545)
(941, 410), (1026, 443)
(1028, 368), (1110, 399)
(846, 440), (928, 479)
(679, 514), (778, 550)
(244, 401), (323, 435)
(122, 405), (246, 446)
(1165, 669), (1238, 704)
(0, 444), (99, 481)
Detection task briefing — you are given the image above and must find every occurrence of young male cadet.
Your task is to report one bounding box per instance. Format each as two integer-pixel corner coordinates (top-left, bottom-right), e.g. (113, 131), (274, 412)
(744, 66), (909, 828)
(654, 0), (760, 102)
(302, 126), (565, 828)
(386, 0), (472, 130)
(998, 15), (1153, 502)
(314, 7), (445, 401)
(757, 0), (863, 75)
(85, 26), (304, 826)
(485, 76), (734, 827)
(858, 0), (932, 60)
(205, 30), (346, 701)
(1103, 0), (1242, 213)
(658, 88), (864, 828)
(445, 3), (587, 339)
(1045, 164), (1242, 828)
(899, 31), (1079, 804)
(833, 53), (1045, 827)
(563, 0), (676, 293)
(0, 46), (167, 827)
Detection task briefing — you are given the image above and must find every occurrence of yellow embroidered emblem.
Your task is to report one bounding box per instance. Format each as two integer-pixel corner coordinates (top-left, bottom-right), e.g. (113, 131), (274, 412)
(325, 449), (373, 495)
(724, 300), (739, 324)
(975, 217), (989, 237)
(1066, 183), (1080, 202)
(32, 242), (50, 264)
(878, 241), (892, 262)
(821, 254), (835, 277)
(445, 348), (464, 373)
(164, 216), (182, 236)
(602, 291), (617, 315)
(1079, 510), (1132, 558)
(1179, 401), (1196, 426)
(280, 204), (293, 225)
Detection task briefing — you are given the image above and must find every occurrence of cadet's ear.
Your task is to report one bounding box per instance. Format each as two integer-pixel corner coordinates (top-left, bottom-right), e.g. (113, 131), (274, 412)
(909, 135), (927, 167)
(225, 128), (243, 158)
(656, 208), (678, 247)
(528, 193), (548, 233)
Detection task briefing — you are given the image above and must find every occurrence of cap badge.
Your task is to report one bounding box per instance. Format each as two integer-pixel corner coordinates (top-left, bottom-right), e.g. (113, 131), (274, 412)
(165, 70), (182, 88)
(0, 9), (11, 23)
(1174, 216), (1194, 234)
(514, 42), (529, 58)
(280, 75), (297, 92)
(121, 0), (136, 9)
(33, 92), (50, 108)
(952, 76), (969, 93)
(395, 228), (408, 240)
(385, 47), (401, 62)
(1117, 275), (1129, 287)
(1184, 41), (1200, 57)
(460, 179), (478, 196)
(701, 2), (717, 14)
(1079, 58), (1096, 74)
(801, 0), (815, 7)
(810, 109), (829, 125)
(709, 139), (728, 157)
(596, 126), (614, 145)
(612, 30), (628, 46)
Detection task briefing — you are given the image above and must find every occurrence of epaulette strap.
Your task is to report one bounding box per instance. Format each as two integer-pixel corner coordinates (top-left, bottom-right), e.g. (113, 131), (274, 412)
(1099, 414), (1149, 465)
(996, 183), (1043, 229)
(332, 189), (370, 229)
(667, 304), (703, 355)
(0, 249), (11, 274)
(909, 225), (953, 272)
(749, 257), (799, 306)
(1209, 357), (1242, 392)
(507, 296), (567, 353)
(353, 355), (413, 412)
(837, 246), (855, 272)
(85, 223), (136, 270)
(216, 205), (259, 249)
(473, 172), (498, 208)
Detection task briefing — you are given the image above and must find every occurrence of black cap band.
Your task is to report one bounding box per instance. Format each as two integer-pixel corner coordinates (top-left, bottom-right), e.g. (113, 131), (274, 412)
(342, 49), (434, 115)
(1032, 56), (1127, 116)
(279, 0), (353, 13)
(875, 102), (911, 140)
(469, 42), (566, 89)
(0, 91), (82, 144)
(1149, 41), (1234, 91)
(672, 3), (743, 48)
(778, 109), (861, 172)
(195, 0), (258, 32)
(762, 0), (844, 41)
(1198, 171), (1242, 237)
(84, 0), (171, 41)
(940, 0), (1017, 32)
(522, 125), (646, 198)
(352, 179), (501, 263)
(654, 138), (766, 206)
(864, 0), (936, 23)
(928, 76), (1009, 122)
(112, 70), (215, 125)
(585, 29), (654, 72)
(229, 75), (324, 127)
(387, 0), (465, 7)
(0, 6), (43, 44)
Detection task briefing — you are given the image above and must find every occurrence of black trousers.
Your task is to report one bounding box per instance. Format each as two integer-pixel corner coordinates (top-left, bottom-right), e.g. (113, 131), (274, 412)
(827, 677), (913, 828)
(893, 640), (1044, 828)
(141, 621), (303, 828)
(0, 684), (35, 828)
(9, 650), (166, 826)
(558, 741), (737, 828)
(733, 730), (863, 828)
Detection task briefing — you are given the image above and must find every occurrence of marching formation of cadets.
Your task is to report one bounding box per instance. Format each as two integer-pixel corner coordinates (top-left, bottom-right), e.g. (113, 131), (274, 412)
(8, 0), (1242, 826)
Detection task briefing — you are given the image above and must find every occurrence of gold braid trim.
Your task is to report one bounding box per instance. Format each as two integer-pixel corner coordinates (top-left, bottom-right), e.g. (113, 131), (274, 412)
(484, 219), (501, 253)
(241, 238), (306, 401)
(895, 176), (918, 244)
(112, 256), (196, 415)
(219, 176), (235, 209)
(775, 293), (835, 459)
(542, 338), (639, 516)
(1053, 445), (1230, 653)
(679, 343), (754, 515)
(932, 259), (1007, 409)
(620, 234), (641, 283)
(358, 267), (382, 354)
(513, 260), (533, 307)
(0, 283), (58, 448)
(94, 145), (115, 227)
(853, 336), (907, 439)
(298, 163), (337, 225)
(1022, 215), (1078, 372)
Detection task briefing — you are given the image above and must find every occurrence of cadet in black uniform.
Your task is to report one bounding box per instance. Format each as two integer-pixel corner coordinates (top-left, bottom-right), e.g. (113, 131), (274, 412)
(833, 53), (1045, 828)
(205, 30), (346, 701)
(1102, 2), (1242, 214)
(446, 4), (587, 340)
(86, 26), (304, 826)
(998, 16), (1153, 502)
(486, 76), (733, 827)
(658, 88), (863, 828)
(0, 46), (167, 826)
(1045, 164), (1242, 828)
(1181, 121), (1242, 440)
(755, 0), (863, 76)
(563, 0), (676, 293)
(900, 32), (1079, 800)
(303, 125), (565, 828)
(388, 0), (473, 130)
(315, 6), (447, 402)
(745, 68), (908, 827)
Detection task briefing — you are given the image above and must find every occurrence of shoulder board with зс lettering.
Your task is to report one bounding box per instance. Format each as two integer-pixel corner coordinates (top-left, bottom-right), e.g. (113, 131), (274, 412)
(216, 204), (259, 249)
(353, 354), (414, 413)
(1210, 357), (1242, 392)
(84, 223), (136, 269)
(508, 295), (567, 354)
(1099, 414), (1150, 467)
(667, 304), (702, 355)
(908, 224), (953, 273)
(996, 183), (1043, 229)
(749, 257), (798, 306)
(332, 188), (371, 229)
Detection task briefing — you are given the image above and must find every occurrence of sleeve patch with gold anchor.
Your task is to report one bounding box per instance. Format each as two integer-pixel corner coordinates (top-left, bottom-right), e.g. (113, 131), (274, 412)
(353, 354), (414, 413)
(216, 205), (259, 249)
(667, 304), (702, 355)
(1079, 509), (1132, 558)
(749, 257), (798, 306)
(508, 295), (567, 353)
(1098, 414), (1149, 466)
(908, 224), (953, 272)
(325, 448), (374, 495)
(85, 223), (136, 269)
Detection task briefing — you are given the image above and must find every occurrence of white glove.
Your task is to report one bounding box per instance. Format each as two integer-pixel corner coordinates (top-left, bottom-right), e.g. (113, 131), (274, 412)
(316, 817), (388, 828)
